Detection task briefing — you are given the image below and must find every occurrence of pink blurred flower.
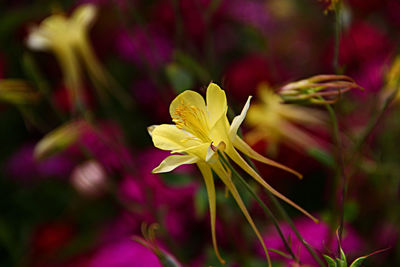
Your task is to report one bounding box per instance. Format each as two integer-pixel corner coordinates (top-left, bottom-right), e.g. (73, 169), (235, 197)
(257, 217), (363, 266)
(88, 238), (162, 267)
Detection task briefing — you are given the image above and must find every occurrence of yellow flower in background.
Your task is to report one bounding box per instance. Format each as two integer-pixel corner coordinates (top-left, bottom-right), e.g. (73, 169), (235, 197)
(27, 4), (129, 112)
(246, 83), (327, 153)
(148, 83), (317, 265)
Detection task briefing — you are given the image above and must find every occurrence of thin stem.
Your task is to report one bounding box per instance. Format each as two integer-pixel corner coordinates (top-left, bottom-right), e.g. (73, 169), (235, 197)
(333, 1), (342, 73)
(349, 87), (399, 163)
(325, 103), (346, 253)
(217, 151), (298, 262)
(239, 152), (325, 267)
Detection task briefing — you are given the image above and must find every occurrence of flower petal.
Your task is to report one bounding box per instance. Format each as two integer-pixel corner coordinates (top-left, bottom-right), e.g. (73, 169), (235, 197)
(197, 163), (225, 265)
(71, 4), (97, 28)
(206, 83), (228, 128)
(26, 28), (51, 50)
(152, 154), (198, 173)
(233, 136), (302, 179)
(211, 161), (271, 266)
(226, 145), (318, 223)
(151, 124), (200, 151)
(228, 96), (252, 140)
(169, 90), (207, 120)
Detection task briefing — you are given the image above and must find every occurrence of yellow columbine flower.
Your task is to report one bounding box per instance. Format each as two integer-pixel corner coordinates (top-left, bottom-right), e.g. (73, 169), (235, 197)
(148, 83), (317, 265)
(27, 4), (129, 112)
(246, 83), (327, 152)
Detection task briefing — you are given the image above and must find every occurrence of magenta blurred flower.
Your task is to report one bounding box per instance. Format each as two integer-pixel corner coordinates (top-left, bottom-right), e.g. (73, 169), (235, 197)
(224, 54), (272, 101)
(116, 28), (172, 69)
(89, 238), (162, 267)
(118, 148), (198, 242)
(257, 217), (363, 266)
(385, 0), (400, 28)
(6, 143), (76, 181)
(337, 21), (393, 92)
(348, 0), (386, 14)
(78, 121), (134, 173)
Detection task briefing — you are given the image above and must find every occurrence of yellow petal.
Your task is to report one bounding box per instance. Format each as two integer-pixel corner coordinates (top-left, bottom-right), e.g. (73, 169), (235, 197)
(177, 143), (210, 160)
(71, 4), (97, 28)
(233, 136), (302, 179)
(228, 95), (252, 140)
(226, 145), (318, 223)
(211, 161), (271, 267)
(206, 83), (227, 128)
(209, 115), (231, 147)
(197, 163), (225, 265)
(151, 124), (200, 151)
(169, 90), (207, 120)
(26, 28), (51, 50)
(152, 154), (198, 173)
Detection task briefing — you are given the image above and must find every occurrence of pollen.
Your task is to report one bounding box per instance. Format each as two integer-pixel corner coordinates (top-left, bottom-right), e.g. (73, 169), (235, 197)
(172, 100), (211, 143)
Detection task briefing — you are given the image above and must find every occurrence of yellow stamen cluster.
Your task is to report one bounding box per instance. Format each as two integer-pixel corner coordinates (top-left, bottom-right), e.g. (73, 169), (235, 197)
(172, 99), (211, 142)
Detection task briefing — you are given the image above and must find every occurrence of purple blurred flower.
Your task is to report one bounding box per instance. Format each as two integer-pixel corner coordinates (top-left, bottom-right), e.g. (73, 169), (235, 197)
(257, 217), (363, 266)
(131, 79), (171, 121)
(89, 238), (162, 267)
(116, 28), (172, 69)
(6, 143), (75, 181)
(227, 0), (271, 32)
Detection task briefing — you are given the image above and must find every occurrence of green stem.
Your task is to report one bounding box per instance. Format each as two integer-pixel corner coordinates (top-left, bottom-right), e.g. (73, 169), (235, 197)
(217, 151), (298, 262)
(349, 87), (399, 163)
(239, 152), (325, 267)
(325, 103), (346, 252)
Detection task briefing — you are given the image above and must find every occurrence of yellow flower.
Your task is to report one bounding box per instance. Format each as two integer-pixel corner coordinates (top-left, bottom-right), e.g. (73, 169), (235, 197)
(246, 84), (327, 152)
(148, 83), (317, 265)
(27, 4), (129, 111)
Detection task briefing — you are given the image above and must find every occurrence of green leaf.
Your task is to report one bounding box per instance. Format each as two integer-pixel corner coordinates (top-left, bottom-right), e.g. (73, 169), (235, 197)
(336, 258), (347, 267)
(349, 248), (390, 267)
(174, 51), (210, 83)
(340, 247), (347, 265)
(166, 63), (194, 93)
(349, 256), (367, 267)
(323, 255), (337, 267)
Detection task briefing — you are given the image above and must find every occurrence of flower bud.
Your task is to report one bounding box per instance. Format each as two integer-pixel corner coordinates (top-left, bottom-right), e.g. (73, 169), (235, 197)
(279, 74), (363, 105)
(34, 120), (87, 160)
(0, 79), (40, 105)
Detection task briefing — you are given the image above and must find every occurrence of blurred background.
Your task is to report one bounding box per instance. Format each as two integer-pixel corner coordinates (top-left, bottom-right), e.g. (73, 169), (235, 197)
(0, 0), (399, 266)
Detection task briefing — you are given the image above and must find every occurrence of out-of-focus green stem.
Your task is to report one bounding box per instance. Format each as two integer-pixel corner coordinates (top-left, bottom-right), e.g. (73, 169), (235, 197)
(239, 151), (325, 267)
(217, 151), (298, 263)
(325, 103), (347, 248)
